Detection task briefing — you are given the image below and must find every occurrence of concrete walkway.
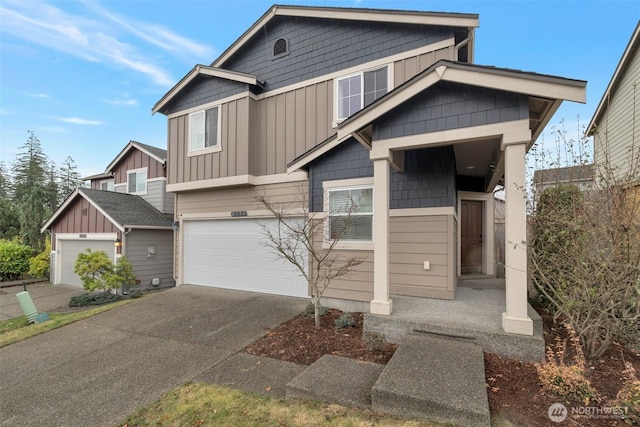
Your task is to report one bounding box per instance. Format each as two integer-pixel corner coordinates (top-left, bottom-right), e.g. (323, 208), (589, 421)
(0, 285), (308, 427)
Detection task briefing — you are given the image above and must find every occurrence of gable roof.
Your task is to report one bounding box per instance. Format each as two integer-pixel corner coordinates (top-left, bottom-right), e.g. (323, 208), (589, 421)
(586, 21), (640, 136)
(152, 65), (259, 115)
(41, 188), (173, 233)
(212, 5), (479, 68)
(288, 60), (587, 172)
(533, 164), (595, 184)
(105, 140), (167, 173)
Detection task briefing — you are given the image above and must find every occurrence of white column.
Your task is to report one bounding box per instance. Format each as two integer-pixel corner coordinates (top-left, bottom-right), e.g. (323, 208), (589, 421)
(502, 141), (533, 335)
(370, 157), (392, 315)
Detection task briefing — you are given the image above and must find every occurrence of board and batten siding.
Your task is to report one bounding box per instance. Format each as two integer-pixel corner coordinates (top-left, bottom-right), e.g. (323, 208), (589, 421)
(51, 198), (118, 250)
(174, 181), (307, 279)
(125, 229), (174, 289)
(112, 148), (165, 184)
(593, 45), (640, 181)
(168, 46), (455, 184)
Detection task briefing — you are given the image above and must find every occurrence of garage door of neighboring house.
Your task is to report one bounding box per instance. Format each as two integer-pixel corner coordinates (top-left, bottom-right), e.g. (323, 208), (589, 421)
(59, 239), (116, 286)
(183, 219), (308, 298)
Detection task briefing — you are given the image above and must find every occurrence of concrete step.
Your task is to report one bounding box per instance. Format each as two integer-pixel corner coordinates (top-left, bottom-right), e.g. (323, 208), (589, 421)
(286, 355), (385, 409)
(371, 334), (490, 427)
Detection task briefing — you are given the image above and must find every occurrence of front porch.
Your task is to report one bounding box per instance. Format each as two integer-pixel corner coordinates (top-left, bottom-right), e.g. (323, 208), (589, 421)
(363, 279), (545, 361)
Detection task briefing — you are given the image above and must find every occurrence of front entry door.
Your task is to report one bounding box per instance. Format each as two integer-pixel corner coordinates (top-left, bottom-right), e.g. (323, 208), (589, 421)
(461, 200), (483, 274)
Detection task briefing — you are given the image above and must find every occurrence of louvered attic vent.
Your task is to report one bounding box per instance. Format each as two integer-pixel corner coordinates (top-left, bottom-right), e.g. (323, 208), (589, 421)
(273, 38), (288, 57)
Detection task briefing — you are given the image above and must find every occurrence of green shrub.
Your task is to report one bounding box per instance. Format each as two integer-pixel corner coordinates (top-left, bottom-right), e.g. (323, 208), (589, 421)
(128, 289), (144, 299)
(334, 312), (356, 330)
(109, 255), (136, 290)
(74, 249), (114, 292)
(69, 292), (121, 307)
(0, 239), (33, 280)
(29, 238), (51, 279)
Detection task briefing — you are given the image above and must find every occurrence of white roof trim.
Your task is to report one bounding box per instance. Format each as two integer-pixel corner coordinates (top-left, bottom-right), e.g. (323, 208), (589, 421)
(212, 5), (478, 68)
(153, 65), (257, 115)
(105, 141), (165, 173)
(587, 21), (640, 135)
(41, 189), (125, 233)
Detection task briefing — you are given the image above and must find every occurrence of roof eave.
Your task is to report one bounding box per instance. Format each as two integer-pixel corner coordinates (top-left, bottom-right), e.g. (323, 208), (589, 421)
(587, 21), (640, 136)
(212, 5), (479, 68)
(152, 65), (258, 115)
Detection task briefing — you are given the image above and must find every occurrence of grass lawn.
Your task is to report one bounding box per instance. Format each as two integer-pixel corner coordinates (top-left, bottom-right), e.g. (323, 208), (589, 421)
(120, 383), (436, 427)
(0, 299), (134, 348)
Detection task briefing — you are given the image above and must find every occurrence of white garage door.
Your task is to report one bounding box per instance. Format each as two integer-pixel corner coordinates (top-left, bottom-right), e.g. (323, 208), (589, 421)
(59, 239), (115, 286)
(183, 219), (308, 298)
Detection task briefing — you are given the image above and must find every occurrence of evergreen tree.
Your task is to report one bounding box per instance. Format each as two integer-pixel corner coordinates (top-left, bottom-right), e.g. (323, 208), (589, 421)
(45, 161), (59, 212)
(58, 156), (83, 200)
(0, 161), (12, 200)
(0, 162), (19, 239)
(19, 183), (48, 251)
(11, 131), (49, 204)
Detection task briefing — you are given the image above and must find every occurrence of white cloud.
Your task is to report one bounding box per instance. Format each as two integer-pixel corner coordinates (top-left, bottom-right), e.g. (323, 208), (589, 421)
(105, 99), (138, 106)
(0, 0), (213, 86)
(29, 93), (50, 98)
(57, 117), (103, 125)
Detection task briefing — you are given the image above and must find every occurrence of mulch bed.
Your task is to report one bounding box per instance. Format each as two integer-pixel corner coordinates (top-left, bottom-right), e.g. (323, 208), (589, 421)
(246, 306), (639, 426)
(245, 309), (397, 366)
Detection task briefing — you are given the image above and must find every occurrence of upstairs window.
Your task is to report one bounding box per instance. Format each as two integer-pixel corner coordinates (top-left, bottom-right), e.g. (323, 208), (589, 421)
(273, 38), (288, 58)
(127, 168), (147, 194)
(336, 66), (389, 121)
(328, 186), (373, 241)
(100, 179), (114, 191)
(189, 107), (220, 153)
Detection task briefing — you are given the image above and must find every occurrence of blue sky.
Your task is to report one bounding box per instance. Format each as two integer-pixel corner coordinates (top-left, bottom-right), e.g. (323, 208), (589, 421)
(1, 0), (638, 177)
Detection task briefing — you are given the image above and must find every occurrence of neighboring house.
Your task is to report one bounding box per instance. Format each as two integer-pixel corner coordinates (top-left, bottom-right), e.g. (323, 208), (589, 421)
(153, 5), (586, 336)
(587, 21), (640, 185)
(41, 141), (175, 290)
(532, 164), (595, 195)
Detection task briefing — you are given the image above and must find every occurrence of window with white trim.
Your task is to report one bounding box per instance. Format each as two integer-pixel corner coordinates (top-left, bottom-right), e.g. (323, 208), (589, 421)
(328, 186), (373, 241)
(336, 66), (388, 121)
(127, 169), (147, 194)
(100, 179), (114, 191)
(189, 106), (220, 152)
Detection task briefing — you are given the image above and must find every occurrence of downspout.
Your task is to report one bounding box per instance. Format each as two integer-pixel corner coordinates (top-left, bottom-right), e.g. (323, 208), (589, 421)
(120, 227), (133, 295)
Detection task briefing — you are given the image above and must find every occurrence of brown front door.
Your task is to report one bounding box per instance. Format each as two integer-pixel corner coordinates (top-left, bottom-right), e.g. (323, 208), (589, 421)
(461, 200), (483, 274)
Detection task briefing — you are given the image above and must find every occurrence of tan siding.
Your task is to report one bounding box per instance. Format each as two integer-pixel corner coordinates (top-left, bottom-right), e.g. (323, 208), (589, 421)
(394, 46), (455, 87)
(295, 88), (306, 158)
(168, 118), (179, 185)
(247, 98), (258, 176)
(266, 96), (277, 175)
(285, 91), (296, 164)
(389, 215), (455, 299)
(236, 97), (249, 175)
(594, 47), (640, 180)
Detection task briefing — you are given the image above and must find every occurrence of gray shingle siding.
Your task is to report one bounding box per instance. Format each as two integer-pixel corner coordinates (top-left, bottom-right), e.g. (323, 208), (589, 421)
(390, 147), (456, 209)
(309, 140), (456, 211)
(372, 82), (529, 140)
(166, 76), (248, 115)
(309, 138), (373, 212)
(223, 16), (455, 92)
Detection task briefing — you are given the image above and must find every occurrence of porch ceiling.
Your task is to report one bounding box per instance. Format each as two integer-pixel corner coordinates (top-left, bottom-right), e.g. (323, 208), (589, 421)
(453, 138), (501, 178)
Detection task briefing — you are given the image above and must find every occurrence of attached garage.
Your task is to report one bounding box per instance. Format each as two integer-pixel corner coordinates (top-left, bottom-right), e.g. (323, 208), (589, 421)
(57, 236), (116, 286)
(183, 219), (308, 298)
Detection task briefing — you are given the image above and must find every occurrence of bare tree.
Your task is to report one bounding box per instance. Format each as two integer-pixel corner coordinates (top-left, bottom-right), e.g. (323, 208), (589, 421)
(256, 186), (364, 327)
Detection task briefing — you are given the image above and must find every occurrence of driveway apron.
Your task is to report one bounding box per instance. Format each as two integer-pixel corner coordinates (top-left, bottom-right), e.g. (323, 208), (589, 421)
(0, 285), (308, 427)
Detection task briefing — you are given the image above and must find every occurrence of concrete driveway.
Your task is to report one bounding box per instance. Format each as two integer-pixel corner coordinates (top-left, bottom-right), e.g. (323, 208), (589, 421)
(0, 282), (85, 321)
(0, 285), (308, 427)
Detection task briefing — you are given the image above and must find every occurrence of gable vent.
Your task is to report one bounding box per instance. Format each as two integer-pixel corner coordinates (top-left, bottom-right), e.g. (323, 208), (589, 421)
(273, 38), (288, 57)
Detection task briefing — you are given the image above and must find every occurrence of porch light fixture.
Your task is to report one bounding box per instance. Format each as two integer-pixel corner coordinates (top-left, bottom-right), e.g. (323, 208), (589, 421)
(114, 237), (122, 248)
(172, 221), (180, 231)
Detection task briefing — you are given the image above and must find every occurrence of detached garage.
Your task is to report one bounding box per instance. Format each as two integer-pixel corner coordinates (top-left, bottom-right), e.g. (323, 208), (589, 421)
(182, 218), (308, 298)
(41, 188), (175, 290)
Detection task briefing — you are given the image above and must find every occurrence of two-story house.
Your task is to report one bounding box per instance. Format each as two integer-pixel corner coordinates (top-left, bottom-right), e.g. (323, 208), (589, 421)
(153, 5), (586, 336)
(42, 141), (175, 290)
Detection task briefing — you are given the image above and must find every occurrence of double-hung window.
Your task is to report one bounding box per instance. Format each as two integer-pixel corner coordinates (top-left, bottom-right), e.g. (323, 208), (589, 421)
(100, 180), (114, 191)
(336, 66), (388, 121)
(189, 106), (220, 153)
(328, 186), (373, 242)
(127, 168), (147, 194)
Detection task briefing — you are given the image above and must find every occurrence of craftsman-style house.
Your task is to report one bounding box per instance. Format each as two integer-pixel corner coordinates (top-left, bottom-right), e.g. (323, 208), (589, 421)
(153, 5), (586, 336)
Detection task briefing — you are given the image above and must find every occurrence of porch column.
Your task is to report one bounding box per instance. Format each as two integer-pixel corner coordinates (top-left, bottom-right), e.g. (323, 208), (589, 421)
(502, 141), (533, 335)
(370, 156), (392, 315)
